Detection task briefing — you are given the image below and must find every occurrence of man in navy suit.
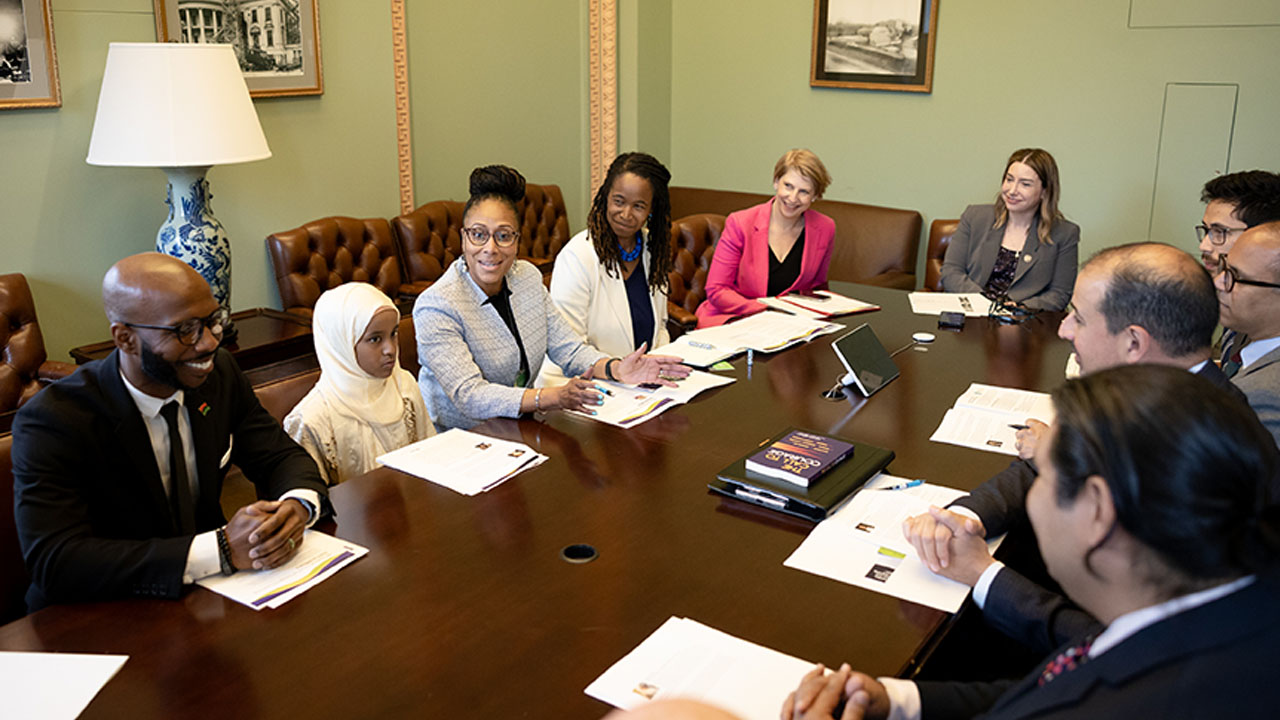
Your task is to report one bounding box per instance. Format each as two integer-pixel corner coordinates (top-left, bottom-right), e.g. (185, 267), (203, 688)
(13, 253), (329, 611)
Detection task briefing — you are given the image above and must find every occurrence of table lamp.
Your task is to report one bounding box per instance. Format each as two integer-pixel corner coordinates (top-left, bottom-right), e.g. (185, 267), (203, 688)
(86, 42), (271, 315)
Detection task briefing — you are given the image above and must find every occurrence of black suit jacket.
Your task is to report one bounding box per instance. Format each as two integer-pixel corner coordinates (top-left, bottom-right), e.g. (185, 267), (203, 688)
(13, 348), (328, 610)
(917, 570), (1280, 719)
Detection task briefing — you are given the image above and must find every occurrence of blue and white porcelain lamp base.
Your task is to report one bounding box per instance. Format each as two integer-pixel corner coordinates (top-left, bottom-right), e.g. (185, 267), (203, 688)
(157, 166), (237, 344)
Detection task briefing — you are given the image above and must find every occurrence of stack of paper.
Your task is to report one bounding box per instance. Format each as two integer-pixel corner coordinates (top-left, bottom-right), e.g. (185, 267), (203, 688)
(196, 530), (368, 610)
(759, 290), (880, 319)
(653, 311), (841, 367)
(585, 617), (813, 720)
(0, 651), (128, 720)
(907, 292), (991, 317)
(929, 383), (1054, 456)
(783, 474), (1003, 613)
(568, 369), (734, 428)
(377, 428), (549, 494)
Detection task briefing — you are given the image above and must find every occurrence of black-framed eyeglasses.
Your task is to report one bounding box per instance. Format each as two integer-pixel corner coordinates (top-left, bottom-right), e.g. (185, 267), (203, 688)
(1194, 223), (1247, 246)
(124, 308), (230, 346)
(1218, 257), (1280, 293)
(462, 226), (520, 248)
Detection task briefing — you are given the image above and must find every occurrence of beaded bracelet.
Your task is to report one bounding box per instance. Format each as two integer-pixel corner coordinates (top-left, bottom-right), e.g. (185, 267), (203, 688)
(216, 526), (236, 576)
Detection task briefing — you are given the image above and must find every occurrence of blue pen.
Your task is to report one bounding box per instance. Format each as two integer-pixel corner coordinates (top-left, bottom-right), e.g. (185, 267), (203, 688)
(878, 479), (923, 491)
(592, 384), (615, 397)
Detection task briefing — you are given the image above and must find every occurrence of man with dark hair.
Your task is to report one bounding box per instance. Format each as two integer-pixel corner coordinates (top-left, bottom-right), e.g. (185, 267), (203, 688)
(1198, 170), (1280, 275)
(1216, 221), (1280, 447)
(904, 243), (1246, 654)
(13, 253), (329, 611)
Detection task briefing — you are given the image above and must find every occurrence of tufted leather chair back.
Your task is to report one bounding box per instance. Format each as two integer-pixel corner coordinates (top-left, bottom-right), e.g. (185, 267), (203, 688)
(390, 200), (466, 289)
(515, 183), (571, 268)
(924, 218), (960, 292)
(667, 213), (725, 334)
(0, 273), (73, 413)
(0, 432), (28, 622)
(266, 217), (407, 318)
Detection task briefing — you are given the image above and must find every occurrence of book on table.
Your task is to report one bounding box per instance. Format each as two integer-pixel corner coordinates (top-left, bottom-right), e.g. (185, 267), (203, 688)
(744, 429), (854, 487)
(710, 427), (894, 522)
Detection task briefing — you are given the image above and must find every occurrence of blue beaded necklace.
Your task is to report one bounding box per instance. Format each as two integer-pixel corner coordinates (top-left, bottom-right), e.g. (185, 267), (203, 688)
(619, 232), (643, 262)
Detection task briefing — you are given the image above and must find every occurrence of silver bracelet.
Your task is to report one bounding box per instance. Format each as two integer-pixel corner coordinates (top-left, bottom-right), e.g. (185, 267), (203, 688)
(535, 388), (543, 412)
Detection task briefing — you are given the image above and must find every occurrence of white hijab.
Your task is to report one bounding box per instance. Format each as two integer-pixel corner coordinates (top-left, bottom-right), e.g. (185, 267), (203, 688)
(312, 283), (415, 425)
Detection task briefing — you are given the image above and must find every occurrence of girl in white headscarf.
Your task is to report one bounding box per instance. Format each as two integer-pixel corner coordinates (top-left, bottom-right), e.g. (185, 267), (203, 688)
(284, 283), (432, 485)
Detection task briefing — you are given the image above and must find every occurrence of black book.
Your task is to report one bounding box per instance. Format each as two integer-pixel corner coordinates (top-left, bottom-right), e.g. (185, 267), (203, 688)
(709, 428), (895, 522)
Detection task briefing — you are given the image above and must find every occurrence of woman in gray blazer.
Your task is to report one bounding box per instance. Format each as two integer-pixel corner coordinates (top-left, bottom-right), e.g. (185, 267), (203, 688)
(412, 165), (688, 430)
(940, 148), (1079, 311)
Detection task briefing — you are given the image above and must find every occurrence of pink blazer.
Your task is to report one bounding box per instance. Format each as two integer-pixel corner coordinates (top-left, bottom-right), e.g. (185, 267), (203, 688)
(695, 200), (836, 328)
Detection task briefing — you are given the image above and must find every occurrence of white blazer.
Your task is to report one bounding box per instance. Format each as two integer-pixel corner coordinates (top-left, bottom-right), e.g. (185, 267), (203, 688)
(537, 228), (671, 386)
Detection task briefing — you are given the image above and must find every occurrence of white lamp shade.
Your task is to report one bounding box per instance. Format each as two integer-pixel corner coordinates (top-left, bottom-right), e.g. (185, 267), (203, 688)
(87, 43), (272, 167)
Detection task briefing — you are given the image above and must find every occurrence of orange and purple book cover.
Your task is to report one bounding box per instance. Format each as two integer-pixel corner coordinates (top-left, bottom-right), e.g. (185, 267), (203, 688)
(745, 430), (855, 487)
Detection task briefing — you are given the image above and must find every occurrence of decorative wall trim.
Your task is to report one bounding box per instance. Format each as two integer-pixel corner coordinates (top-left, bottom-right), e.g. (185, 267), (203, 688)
(391, 0), (415, 215)
(587, 0), (618, 197)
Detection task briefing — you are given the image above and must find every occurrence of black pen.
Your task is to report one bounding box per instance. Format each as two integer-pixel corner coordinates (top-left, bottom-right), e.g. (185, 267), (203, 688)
(1008, 423), (1029, 430)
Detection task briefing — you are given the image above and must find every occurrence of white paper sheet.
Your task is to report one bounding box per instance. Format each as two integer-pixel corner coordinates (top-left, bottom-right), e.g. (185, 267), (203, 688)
(585, 617), (813, 720)
(907, 292), (991, 317)
(567, 370), (735, 428)
(783, 475), (1003, 613)
(929, 383), (1054, 456)
(759, 290), (880, 319)
(0, 651), (128, 720)
(196, 530), (368, 610)
(376, 428), (549, 495)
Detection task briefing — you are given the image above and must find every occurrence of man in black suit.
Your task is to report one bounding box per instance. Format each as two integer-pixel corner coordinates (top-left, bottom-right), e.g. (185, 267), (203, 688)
(904, 243), (1246, 654)
(13, 253), (329, 611)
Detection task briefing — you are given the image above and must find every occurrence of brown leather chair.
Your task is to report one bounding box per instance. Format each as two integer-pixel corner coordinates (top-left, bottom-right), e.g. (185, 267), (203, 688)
(923, 218), (960, 292)
(397, 314), (419, 378)
(668, 186), (922, 289)
(391, 183), (571, 289)
(667, 213), (725, 336)
(0, 432), (28, 622)
(266, 217), (415, 318)
(0, 273), (76, 413)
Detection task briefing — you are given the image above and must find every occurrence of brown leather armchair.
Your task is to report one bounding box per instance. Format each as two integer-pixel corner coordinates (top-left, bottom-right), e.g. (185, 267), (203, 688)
(516, 183), (571, 273)
(667, 213), (725, 337)
(266, 217), (415, 318)
(0, 273), (76, 413)
(923, 218), (960, 292)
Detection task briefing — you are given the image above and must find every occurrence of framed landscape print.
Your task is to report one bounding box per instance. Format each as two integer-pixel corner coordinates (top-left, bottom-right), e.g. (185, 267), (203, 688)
(811, 0), (939, 93)
(154, 0), (323, 98)
(0, 0), (61, 110)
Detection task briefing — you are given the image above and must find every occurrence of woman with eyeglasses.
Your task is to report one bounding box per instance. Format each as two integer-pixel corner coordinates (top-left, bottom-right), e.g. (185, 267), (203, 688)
(412, 165), (688, 431)
(939, 148), (1079, 311)
(537, 152), (679, 386)
(780, 365), (1280, 720)
(284, 283), (432, 485)
(697, 149), (835, 328)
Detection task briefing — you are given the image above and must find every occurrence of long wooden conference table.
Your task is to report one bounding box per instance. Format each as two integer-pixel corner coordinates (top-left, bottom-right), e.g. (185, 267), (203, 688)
(0, 284), (1070, 718)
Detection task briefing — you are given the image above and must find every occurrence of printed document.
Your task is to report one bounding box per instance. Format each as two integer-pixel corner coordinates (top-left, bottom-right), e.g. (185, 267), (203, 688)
(907, 292), (991, 317)
(568, 370), (734, 428)
(585, 616), (812, 720)
(377, 428), (549, 494)
(929, 383), (1055, 456)
(196, 530), (368, 610)
(759, 290), (880, 319)
(0, 651), (127, 720)
(784, 474), (1003, 613)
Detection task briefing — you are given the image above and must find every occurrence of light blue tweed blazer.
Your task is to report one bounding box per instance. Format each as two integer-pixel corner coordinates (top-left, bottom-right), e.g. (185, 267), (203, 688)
(413, 258), (604, 430)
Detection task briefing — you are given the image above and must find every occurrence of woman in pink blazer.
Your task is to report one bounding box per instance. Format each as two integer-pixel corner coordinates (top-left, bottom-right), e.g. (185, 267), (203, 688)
(696, 149), (835, 328)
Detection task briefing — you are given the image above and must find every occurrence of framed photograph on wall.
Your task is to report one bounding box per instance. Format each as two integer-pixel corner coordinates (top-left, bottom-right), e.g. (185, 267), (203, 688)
(811, 0), (938, 93)
(154, 0), (323, 98)
(0, 0), (61, 110)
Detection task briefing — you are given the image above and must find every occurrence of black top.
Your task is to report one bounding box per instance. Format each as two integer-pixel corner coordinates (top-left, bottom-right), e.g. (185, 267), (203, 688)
(482, 280), (531, 387)
(623, 263), (655, 351)
(768, 229), (806, 297)
(984, 246), (1019, 299)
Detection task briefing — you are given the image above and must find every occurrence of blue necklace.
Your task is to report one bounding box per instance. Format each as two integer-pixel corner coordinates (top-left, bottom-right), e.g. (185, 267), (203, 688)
(619, 233), (643, 262)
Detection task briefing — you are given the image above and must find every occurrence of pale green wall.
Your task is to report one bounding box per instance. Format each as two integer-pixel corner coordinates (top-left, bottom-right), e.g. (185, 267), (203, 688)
(407, 0), (590, 226)
(665, 0), (1280, 276)
(1, 0), (399, 358)
(619, 0), (672, 165)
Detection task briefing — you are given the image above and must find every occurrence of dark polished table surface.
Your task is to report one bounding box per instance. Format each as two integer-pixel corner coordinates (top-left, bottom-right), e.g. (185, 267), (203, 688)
(0, 284), (1070, 719)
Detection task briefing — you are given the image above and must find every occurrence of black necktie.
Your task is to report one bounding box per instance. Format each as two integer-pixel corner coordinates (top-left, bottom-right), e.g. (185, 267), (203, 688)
(160, 401), (196, 535)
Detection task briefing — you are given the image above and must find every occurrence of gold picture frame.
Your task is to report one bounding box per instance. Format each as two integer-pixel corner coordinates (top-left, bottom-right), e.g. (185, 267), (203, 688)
(154, 0), (323, 98)
(0, 0), (61, 110)
(811, 0), (939, 93)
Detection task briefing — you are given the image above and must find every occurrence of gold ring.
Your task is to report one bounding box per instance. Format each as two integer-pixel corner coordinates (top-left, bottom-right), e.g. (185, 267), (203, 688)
(288, 537), (296, 551)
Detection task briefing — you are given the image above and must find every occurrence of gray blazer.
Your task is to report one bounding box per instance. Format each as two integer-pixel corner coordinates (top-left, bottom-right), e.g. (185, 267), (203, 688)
(413, 258), (605, 430)
(1234, 343), (1280, 448)
(939, 203), (1080, 311)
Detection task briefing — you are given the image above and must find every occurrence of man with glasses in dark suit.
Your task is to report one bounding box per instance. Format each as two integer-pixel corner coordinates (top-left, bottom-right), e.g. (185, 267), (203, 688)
(1215, 221), (1280, 448)
(1196, 170), (1280, 276)
(13, 253), (329, 612)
